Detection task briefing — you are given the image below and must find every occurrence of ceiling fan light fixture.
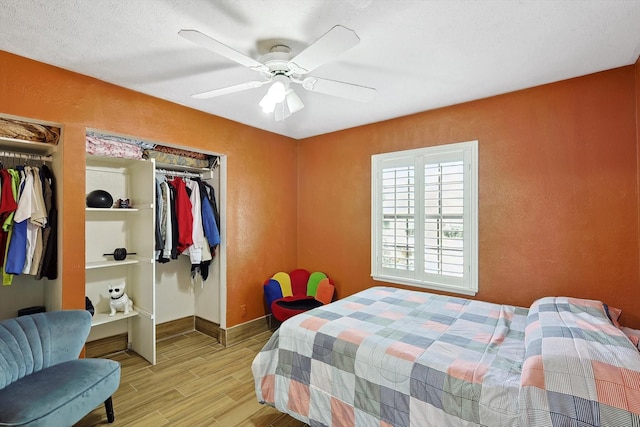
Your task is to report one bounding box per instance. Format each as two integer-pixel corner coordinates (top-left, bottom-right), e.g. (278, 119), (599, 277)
(274, 102), (289, 122)
(286, 89), (304, 114)
(265, 75), (289, 103)
(259, 93), (277, 113)
(266, 80), (287, 103)
(260, 75), (305, 120)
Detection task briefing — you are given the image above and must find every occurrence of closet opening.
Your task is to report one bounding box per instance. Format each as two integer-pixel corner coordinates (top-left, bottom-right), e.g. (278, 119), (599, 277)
(154, 157), (227, 334)
(84, 129), (226, 363)
(0, 113), (61, 323)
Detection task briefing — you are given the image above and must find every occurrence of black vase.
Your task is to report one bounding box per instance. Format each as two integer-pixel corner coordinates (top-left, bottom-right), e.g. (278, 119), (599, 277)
(86, 190), (113, 208)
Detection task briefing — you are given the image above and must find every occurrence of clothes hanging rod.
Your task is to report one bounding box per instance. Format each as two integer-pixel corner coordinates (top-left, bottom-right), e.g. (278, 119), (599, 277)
(0, 151), (53, 162)
(155, 168), (203, 178)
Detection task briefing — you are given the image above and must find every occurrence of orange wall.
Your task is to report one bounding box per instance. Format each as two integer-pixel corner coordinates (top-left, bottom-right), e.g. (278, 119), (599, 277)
(0, 51), (298, 327)
(298, 66), (640, 328)
(3, 49), (640, 330)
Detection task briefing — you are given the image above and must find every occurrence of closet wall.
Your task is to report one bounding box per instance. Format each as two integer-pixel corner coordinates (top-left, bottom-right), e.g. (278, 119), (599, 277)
(0, 278), (43, 319)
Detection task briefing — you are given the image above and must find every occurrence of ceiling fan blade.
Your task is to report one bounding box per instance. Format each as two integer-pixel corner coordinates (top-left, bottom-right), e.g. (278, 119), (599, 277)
(179, 29), (268, 73)
(298, 77), (376, 102)
(192, 80), (267, 99)
(288, 25), (360, 75)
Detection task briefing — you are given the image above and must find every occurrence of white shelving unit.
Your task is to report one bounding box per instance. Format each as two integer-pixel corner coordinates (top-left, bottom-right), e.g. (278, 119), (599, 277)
(85, 155), (156, 364)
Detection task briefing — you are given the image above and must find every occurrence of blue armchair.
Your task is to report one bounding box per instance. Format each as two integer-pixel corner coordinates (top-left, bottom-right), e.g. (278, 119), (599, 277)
(0, 310), (121, 426)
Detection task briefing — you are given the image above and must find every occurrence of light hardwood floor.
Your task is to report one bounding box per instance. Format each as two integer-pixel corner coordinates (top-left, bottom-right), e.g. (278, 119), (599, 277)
(74, 330), (306, 427)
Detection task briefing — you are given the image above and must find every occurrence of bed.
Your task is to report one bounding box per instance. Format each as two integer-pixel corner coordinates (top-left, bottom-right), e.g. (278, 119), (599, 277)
(251, 286), (640, 426)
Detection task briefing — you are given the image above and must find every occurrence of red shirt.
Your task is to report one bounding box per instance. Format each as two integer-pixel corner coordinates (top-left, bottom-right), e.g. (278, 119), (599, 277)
(168, 177), (193, 253)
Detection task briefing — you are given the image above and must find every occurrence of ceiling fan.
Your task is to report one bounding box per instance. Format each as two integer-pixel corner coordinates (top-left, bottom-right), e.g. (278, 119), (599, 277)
(178, 25), (376, 121)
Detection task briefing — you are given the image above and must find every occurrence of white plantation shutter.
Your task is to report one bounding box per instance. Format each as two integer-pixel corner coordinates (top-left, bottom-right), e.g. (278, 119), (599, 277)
(372, 141), (478, 295)
(424, 158), (464, 285)
(381, 162), (415, 272)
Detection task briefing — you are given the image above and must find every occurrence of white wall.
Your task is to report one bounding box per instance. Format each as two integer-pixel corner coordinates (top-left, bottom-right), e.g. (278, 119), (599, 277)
(155, 256), (196, 323)
(0, 276), (45, 319)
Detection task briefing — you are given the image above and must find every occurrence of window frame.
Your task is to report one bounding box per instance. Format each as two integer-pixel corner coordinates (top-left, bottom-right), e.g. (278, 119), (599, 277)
(371, 140), (478, 296)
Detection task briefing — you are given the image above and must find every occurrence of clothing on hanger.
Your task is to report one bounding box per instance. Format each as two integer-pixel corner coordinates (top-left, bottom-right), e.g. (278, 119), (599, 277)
(0, 156), (58, 282)
(154, 170), (221, 283)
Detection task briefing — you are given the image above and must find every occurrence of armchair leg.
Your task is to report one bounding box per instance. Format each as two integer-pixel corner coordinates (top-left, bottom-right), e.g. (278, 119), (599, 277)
(104, 396), (115, 423)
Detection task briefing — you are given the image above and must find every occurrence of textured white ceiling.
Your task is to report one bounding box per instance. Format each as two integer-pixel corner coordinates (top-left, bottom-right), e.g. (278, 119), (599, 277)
(3, 0), (640, 139)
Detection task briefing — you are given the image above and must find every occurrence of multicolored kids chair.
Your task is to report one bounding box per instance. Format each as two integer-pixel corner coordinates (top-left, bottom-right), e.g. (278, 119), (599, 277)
(263, 269), (335, 322)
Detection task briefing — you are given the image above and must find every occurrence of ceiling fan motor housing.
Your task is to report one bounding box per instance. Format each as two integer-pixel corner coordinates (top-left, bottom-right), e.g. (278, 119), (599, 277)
(259, 49), (294, 78)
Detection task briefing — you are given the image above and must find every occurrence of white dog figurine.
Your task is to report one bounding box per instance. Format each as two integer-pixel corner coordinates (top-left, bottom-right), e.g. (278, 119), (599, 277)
(108, 283), (133, 316)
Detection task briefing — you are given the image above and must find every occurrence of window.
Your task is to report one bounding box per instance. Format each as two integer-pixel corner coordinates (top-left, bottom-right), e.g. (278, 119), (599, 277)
(371, 140), (478, 295)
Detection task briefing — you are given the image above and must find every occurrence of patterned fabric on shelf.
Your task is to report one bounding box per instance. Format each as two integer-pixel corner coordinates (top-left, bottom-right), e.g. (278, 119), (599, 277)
(143, 150), (211, 169)
(86, 135), (143, 159)
(0, 117), (60, 145)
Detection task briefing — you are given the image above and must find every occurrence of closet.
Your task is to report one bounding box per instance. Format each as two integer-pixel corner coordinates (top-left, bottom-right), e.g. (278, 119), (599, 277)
(0, 114), (61, 321)
(154, 166), (222, 331)
(85, 131), (224, 365)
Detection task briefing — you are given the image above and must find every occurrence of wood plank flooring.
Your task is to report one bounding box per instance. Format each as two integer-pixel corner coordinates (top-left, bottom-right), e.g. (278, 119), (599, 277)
(74, 330), (306, 427)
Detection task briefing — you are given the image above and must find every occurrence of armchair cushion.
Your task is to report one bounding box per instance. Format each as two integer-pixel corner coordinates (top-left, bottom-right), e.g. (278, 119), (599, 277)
(0, 310), (91, 388)
(315, 278), (335, 305)
(271, 272), (292, 297)
(271, 296), (324, 321)
(306, 271), (327, 297)
(263, 279), (284, 312)
(289, 269), (310, 296)
(0, 359), (120, 426)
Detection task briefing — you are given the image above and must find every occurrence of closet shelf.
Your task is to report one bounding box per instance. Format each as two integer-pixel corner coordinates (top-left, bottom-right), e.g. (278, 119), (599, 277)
(86, 207), (140, 213)
(155, 162), (215, 180)
(86, 259), (139, 270)
(86, 154), (148, 168)
(91, 310), (139, 327)
(0, 136), (57, 156)
(155, 161), (212, 174)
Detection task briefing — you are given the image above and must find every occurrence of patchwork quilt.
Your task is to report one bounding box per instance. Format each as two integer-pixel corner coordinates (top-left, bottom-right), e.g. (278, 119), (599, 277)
(252, 287), (640, 426)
